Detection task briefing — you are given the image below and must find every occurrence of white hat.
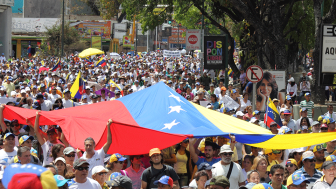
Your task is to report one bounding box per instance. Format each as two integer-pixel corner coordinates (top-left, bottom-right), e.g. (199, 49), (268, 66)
(25, 87), (30, 91)
(309, 68), (313, 70)
(219, 145), (233, 154)
(10, 91), (16, 96)
(236, 111), (244, 116)
(92, 165), (108, 175)
(54, 157), (66, 164)
(20, 89), (26, 93)
(288, 77), (295, 82)
(249, 117), (258, 123)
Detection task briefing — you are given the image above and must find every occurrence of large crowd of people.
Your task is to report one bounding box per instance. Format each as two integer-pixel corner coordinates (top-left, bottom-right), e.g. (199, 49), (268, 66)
(0, 51), (334, 189)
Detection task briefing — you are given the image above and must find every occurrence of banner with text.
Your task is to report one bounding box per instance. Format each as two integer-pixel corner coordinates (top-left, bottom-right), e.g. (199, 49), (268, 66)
(91, 36), (102, 50)
(163, 50), (181, 58)
(204, 36), (227, 69)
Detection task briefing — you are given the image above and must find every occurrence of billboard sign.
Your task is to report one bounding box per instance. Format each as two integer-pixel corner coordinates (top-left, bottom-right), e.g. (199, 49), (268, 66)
(71, 21), (112, 40)
(91, 36), (102, 50)
(203, 36), (227, 69)
(186, 29), (201, 51)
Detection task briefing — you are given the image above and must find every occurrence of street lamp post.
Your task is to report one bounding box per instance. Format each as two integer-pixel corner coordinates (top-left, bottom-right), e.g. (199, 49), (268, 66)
(61, 0), (65, 58)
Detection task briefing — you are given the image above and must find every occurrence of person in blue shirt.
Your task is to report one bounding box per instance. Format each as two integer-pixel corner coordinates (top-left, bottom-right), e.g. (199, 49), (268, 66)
(208, 94), (219, 110)
(189, 138), (221, 166)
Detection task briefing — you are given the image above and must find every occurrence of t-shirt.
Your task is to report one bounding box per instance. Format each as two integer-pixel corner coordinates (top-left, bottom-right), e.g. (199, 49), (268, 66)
(68, 177), (102, 189)
(211, 161), (246, 189)
(141, 165), (179, 189)
(41, 140), (62, 166)
(62, 99), (75, 108)
(196, 156), (221, 166)
(300, 100), (314, 119)
(125, 166), (146, 189)
(81, 149), (106, 178)
(0, 148), (17, 166)
(161, 146), (175, 166)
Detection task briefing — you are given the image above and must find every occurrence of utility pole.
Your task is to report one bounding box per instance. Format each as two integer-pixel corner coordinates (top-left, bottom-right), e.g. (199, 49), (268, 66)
(61, 0), (65, 58)
(135, 23), (138, 54)
(177, 24), (179, 50)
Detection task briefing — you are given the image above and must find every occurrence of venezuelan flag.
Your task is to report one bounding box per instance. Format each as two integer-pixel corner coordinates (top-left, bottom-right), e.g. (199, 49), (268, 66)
(95, 57), (106, 67)
(228, 69), (233, 78)
(264, 98), (282, 128)
(70, 71), (85, 99)
(51, 60), (61, 72)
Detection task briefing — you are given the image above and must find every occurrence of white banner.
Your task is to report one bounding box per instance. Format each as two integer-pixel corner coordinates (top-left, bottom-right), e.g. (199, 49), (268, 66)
(163, 50), (181, 58)
(12, 18), (59, 33)
(221, 96), (240, 110)
(186, 29), (201, 51)
(0, 97), (17, 105)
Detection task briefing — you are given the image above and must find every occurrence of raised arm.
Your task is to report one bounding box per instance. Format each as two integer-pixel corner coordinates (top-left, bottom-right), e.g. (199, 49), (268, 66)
(0, 105), (8, 132)
(103, 119), (113, 154)
(189, 138), (199, 164)
(34, 111), (46, 146)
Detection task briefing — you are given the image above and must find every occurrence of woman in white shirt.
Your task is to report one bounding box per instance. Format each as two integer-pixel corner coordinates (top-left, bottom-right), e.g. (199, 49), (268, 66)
(286, 77), (297, 104)
(240, 93), (251, 111)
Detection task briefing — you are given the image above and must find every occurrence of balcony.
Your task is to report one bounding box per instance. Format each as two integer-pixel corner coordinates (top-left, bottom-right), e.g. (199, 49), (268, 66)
(0, 0), (14, 6)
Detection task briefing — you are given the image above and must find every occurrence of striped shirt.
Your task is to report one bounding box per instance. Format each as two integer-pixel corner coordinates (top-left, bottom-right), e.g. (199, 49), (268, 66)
(295, 167), (323, 189)
(300, 100), (314, 118)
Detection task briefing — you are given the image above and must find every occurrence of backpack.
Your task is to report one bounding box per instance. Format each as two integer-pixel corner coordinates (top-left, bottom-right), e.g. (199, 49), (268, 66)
(146, 165), (170, 189)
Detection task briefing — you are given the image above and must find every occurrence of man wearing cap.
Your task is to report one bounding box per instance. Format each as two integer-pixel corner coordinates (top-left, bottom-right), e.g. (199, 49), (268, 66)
(299, 93), (314, 119)
(286, 172), (310, 189)
(48, 86), (61, 103)
(34, 111), (66, 166)
(67, 159), (102, 189)
(106, 175), (133, 189)
(141, 148), (179, 189)
(209, 175), (230, 189)
(313, 144), (326, 171)
(81, 119), (113, 178)
(0, 132), (17, 166)
(92, 165), (109, 188)
(295, 151), (323, 189)
(282, 110), (298, 133)
(3, 76), (15, 95)
(311, 121), (321, 133)
(84, 86), (93, 103)
(153, 175), (174, 189)
(299, 77), (310, 103)
(312, 161), (336, 188)
(62, 89), (75, 108)
(36, 93), (52, 111)
(8, 135), (41, 165)
(212, 145), (245, 189)
(189, 162), (214, 188)
(131, 80), (142, 92)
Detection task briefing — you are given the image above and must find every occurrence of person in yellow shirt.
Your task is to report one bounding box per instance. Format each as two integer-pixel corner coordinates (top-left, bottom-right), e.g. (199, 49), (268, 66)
(313, 144), (326, 171)
(264, 149), (281, 171)
(3, 77), (15, 95)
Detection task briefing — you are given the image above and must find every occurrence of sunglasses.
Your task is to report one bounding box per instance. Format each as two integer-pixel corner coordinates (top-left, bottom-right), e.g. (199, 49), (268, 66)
(66, 154), (75, 157)
(222, 153), (233, 156)
(270, 125), (277, 127)
(76, 166), (89, 171)
(11, 124), (20, 127)
(286, 164), (294, 167)
(98, 172), (107, 176)
(306, 159), (316, 163)
(134, 156), (142, 159)
(117, 161), (124, 164)
(321, 128), (328, 131)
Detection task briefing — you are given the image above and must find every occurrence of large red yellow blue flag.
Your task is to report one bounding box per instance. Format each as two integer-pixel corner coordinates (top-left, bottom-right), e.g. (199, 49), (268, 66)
(95, 57), (106, 67)
(265, 98), (282, 128)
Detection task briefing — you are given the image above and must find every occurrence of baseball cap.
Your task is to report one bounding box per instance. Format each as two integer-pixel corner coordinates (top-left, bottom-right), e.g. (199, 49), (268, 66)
(301, 108), (307, 112)
(253, 110), (260, 116)
(231, 89), (237, 93)
(283, 110), (291, 114)
(322, 161), (335, 170)
(313, 143), (327, 153)
(330, 118), (335, 123)
(236, 111), (244, 116)
(286, 172), (310, 187)
(92, 165), (108, 175)
(286, 96), (291, 100)
(63, 147), (75, 155)
(109, 153), (127, 163)
(318, 115), (325, 122)
(46, 127), (57, 134)
(264, 149), (281, 155)
(154, 175), (173, 187)
(63, 89), (70, 94)
(326, 155), (336, 162)
(108, 172), (122, 181)
(252, 183), (273, 189)
(323, 118), (330, 124)
(149, 148), (161, 157)
(73, 159), (89, 168)
(321, 123), (328, 128)
(210, 175), (230, 188)
(286, 159), (297, 167)
(32, 100), (41, 109)
(53, 175), (69, 187)
(106, 175), (132, 189)
(305, 92), (311, 96)
(219, 145), (233, 155)
(301, 125), (308, 130)
(54, 157), (66, 164)
(272, 98), (279, 102)
(3, 163), (57, 189)
(312, 121), (320, 126)
(4, 133), (15, 140)
(221, 87), (227, 91)
(19, 135), (34, 145)
(198, 162), (214, 171)
(302, 151), (315, 161)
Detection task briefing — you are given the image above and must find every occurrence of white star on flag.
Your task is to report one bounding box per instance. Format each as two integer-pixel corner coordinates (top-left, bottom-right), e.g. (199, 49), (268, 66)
(161, 119), (180, 130)
(169, 92), (186, 104)
(168, 106), (186, 114)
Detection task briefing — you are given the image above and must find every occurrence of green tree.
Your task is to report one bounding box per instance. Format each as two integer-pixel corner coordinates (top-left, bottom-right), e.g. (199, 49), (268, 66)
(39, 23), (88, 57)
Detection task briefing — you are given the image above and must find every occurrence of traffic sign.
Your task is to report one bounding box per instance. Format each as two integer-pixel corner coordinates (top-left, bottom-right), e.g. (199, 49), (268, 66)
(246, 65), (263, 83)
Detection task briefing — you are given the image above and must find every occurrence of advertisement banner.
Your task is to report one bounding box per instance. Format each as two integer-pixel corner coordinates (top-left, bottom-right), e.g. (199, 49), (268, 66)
(123, 36), (132, 48)
(171, 28), (186, 35)
(255, 70), (286, 111)
(91, 36), (102, 50)
(168, 35), (186, 44)
(163, 50), (181, 58)
(71, 21), (112, 40)
(186, 29), (201, 51)
(204, 36), (227, 69)
(12, 18), (59, 33)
